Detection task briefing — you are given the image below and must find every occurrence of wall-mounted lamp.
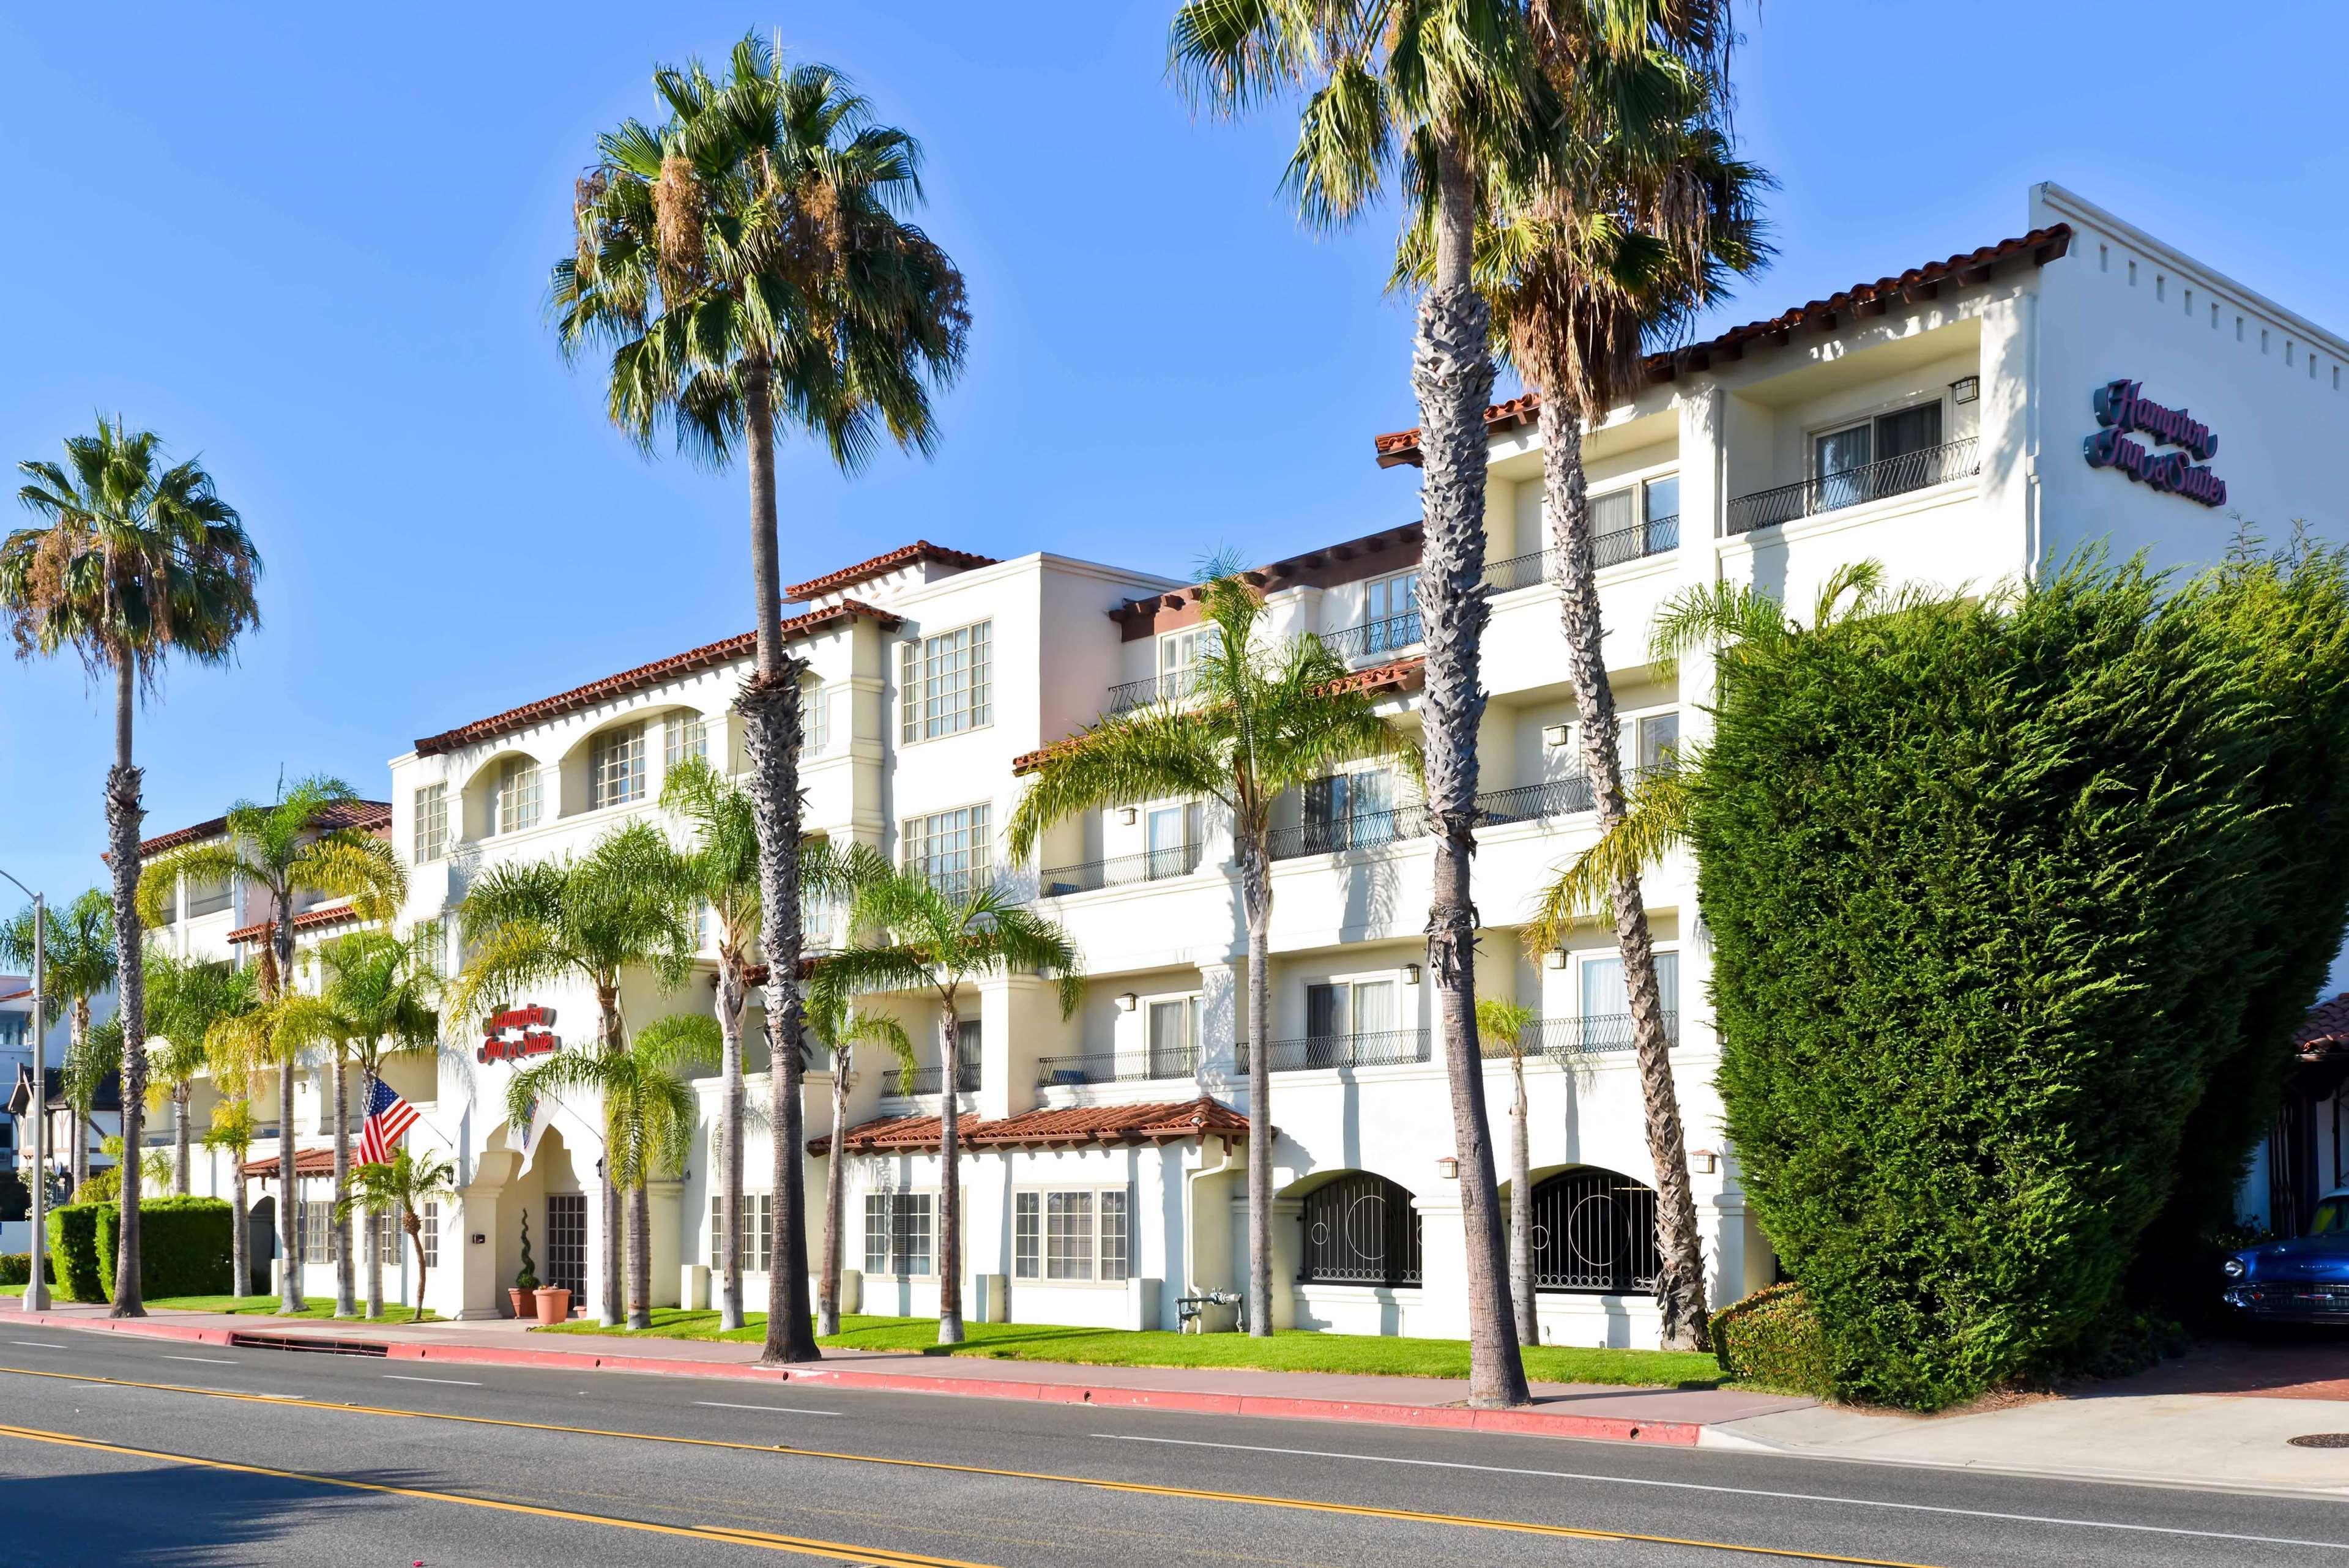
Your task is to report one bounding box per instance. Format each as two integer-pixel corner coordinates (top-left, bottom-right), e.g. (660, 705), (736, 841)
(1949, 374), (1980, 405)
(469, 1233), (487, 1246)
(1544, 949), (1567, 970)
(1689, 1148), (1718, 1174)
(1541, 723), (1571, 749)
(1117, 807), (1137, 826)
(1115, 992), (1138, 1012)
(1402, 963), (1421, 986)
(1434, 1156), (1459, 1180)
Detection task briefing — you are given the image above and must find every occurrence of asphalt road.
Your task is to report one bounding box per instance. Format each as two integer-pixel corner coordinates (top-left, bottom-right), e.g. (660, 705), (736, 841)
(0, 1329), (2342, 1567)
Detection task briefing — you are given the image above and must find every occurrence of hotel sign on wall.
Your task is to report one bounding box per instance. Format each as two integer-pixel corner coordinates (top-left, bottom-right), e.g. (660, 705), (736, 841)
(478, 1005), (560, 1064)
(2084, 379), (2227, 507)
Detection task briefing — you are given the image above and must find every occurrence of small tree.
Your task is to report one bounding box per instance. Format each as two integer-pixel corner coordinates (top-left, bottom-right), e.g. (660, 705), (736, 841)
(337, 1147), (456, 1323)
(1475, 998), (1539, 1348)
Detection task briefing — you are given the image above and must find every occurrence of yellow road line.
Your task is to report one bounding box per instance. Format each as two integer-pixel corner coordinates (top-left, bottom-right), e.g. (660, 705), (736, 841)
(0, 1361), (1945, 1568)
(0, 1419), (995, 1566)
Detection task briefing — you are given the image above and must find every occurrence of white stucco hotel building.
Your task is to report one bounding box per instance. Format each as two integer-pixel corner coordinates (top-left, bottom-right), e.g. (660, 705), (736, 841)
(145, 183), (2349, 1339)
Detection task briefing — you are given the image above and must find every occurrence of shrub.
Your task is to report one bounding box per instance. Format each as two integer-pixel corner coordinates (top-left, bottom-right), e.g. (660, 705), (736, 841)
(0, 1253), (53, 1287)
(1711, 1285), (1833, 1397)
(1695, 547), (2349, 1410)
(94, 1197), (232, 1301)
(47, 1205), (103, 1302)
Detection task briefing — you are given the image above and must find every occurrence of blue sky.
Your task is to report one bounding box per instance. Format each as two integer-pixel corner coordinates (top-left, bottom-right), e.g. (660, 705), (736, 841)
(2, 1), (2345, 905)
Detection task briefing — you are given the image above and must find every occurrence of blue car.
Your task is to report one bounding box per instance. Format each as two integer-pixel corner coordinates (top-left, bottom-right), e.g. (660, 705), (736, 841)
(2222, 1190), (2349, 1324)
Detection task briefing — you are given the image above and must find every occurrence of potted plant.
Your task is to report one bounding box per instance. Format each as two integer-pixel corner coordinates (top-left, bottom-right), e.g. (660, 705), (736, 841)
(508, 1211), (538, 1320)
(532, 1280), (572, 1325)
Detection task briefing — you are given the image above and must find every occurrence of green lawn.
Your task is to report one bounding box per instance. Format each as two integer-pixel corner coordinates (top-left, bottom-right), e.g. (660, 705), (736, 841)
(537, 1310), (1723, 1389)
(1, 1284), (439, 1322)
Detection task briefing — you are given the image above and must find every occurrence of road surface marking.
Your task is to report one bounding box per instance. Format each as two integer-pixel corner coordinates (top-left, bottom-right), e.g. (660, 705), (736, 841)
(0, 1421), (995, 1566)
(1090, 1433), (2349, 1553)
(9, 1341), (67, 1349)
(695, 1400), (839, 1417)
(0, 1362), (1949, 1567)
(161, 1355), (238, 1365)
(383, 1374), (482, 1386)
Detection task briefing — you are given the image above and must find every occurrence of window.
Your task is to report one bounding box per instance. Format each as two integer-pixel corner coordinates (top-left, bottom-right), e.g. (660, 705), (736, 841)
(591, 724), (648, 809)
(1530, 1167), (1659, 1293)
(412, 784), (447, 864)
(545, 1193), (588, 1299)
(1012, 1188), (1131, 1282)
(863, 1191), (934, 1277)
(709, 1192), (773, 1273)
(1301, 770), (1399, 853)
(496, 759), (540, 835)
(901, 804), (991, 898)
(900, 622), (992, 742)
(1145, 803), (1198, 879)
(1813, 403), (1944, 510)
(185, 871), (233, 918)
(421, 1201), (439, 1269)
(1362, 570), (1421, 655)
(1298, 1173), (1421, 1285)
(1147, 997), (1197, 1079)
(1579, 950), (1678, 1020)
(301, 1192), (334, 1264)
(375, 1202), (439, 1269)
(665, 713), (707, 774)
(1158, 626), (1219, 700)
(802, 683), (830, 756)
(373, 1208), (399, 1261)
(1637, 712), (1680, 775)
(1305, 978), (1396, 1067)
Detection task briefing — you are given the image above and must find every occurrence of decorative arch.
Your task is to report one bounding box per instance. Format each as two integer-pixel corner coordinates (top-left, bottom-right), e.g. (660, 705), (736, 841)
(1295, 1172), (1421, 1287)
(1529, 1166), (1660, 1295)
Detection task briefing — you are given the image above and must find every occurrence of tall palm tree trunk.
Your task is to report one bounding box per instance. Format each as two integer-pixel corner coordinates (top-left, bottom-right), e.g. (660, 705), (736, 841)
(172, 1090), (190, 1196)
(936, 995), (965, 1345)
(596, 994), (624, 1328)
(747, 686), (817, 1364)
(229, 1168), (249, 1299)
(406, 1213), (428, 1324)
(1510, 1053), (1536, 1347)
(1541, 396), (1709, 1351)
(366, 1205), (384, 1318)
(627, 1180), (652, 1331)
(1415, 132), (1524, 1407)
(716, 965), (746, 1332)
(275, 914), (302, 1315)
(819, 1043), (851, 1337)
(1239, 838), (1275, 1338)
(106, 655), (148, 1318)
(332, 1053), (356, 1317)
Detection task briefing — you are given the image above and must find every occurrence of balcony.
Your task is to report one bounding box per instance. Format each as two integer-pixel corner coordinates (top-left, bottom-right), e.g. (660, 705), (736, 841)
(1318, 611), (1423, 666)
(1106, 667), (1205, 715)
(1238, 1028), (1431, 1074)
(1265, 777), (1600, 862)
(883, 1061), (981, 1098)
(1039, 842), (1206, 898)
(1478, 1011), (1678, 1061)
(1483, 514), (1680, 594)
(1035, 1043), (1198, 1088)
(1725, 437), (1979, 537)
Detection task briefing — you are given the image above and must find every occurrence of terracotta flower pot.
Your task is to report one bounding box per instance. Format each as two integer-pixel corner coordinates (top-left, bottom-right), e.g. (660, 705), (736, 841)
(507, 1287), (530, 1320)
(532, 1286), (572, 1326)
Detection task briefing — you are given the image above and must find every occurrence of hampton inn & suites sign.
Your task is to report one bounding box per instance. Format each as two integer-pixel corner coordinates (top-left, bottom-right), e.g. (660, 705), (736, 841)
(2083, 378), (2227, 507)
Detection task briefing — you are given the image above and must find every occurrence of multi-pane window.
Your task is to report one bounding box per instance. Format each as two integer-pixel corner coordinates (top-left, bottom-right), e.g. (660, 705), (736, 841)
(372, 1201), (438, 1269)
(1012, 1189), (1131, 1282)
(665, 713), (707, 774)
(591, 724), (648, 810)
(412, 784), (447, 864)
(1362, 570), (1422, 656)
(900, 622), (992, 742)
(301, 1192), (334, 1264)
(709, 1193), (773, 1273)
(1301, 769), (1399, 853)
(496, 759), (540, 835)
(802, 683), (830, 756)
(1158, 626), (1219, 700)
(420, 1201), (439, 1269)
(901, 804), (991, 899)
(863, 1191), (934, 1277)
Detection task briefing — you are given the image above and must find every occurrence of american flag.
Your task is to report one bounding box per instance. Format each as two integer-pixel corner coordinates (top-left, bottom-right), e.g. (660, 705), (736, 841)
(358, 1076), (419, 1165)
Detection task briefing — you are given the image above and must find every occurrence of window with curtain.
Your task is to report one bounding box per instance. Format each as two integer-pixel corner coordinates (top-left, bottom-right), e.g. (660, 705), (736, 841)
(1147, 997), (1197, 1079)
(1579, 951), (1678, 1019)
(900, 622), (992, 742)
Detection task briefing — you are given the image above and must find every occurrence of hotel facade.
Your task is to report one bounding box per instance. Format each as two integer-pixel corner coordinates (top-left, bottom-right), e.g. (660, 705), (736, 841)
(142, 183), (2349, 1339)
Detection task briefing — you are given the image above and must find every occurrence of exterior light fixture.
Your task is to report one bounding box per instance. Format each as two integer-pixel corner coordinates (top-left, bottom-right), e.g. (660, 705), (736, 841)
(1541, 724), (1571, 749)
(1435, 1156), (1459, 1180)
(1116, 992), (1138, 1011)
(1544, 949), (1566, 970)
(1949, 375), (1980, 404)
(1689, 1149), (1718, 1174)
(1402, 963), (1422, 985)
(1117, 807), (1137, 825)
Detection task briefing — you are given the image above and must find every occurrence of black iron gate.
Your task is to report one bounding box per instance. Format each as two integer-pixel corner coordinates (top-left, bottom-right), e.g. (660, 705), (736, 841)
(1297, 1173), (1421, 1285)
(1530, 1168), (1660, 1294)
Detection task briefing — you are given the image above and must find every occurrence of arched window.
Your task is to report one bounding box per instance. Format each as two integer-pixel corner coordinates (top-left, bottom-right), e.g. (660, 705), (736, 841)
(1530, 1168), (1660, 1294)
(1298, 1173), (1421, 1286)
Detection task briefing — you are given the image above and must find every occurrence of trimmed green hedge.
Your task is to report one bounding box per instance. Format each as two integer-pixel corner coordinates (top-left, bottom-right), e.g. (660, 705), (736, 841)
(94, 1197), (233, 1301)
(1711, 1285), (1833, 1397)
(47, 1206), (103, 1302)
(0, 1253), (53, 1287)
(1695, 548), (2349, 1410)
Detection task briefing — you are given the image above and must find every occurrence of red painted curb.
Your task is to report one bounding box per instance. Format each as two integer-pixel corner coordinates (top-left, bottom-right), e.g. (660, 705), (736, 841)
(17, 1312), (1701, 1445)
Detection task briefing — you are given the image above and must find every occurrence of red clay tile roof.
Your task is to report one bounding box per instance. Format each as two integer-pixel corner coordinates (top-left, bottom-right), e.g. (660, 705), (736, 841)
(241, 1146), (339, 1179)
(412, 600), (903, 757)
(0, 989), (29, 1005)
(1372, 224), (2074, 466)
(810, 1096), (1253, 1156)
(228, 902), (362, 945)
(786, 540), (999, 601)
(138, 800), (392, 860)
(1107, 524), (1426, 631)
(2297, 994), (2349, 1057)
(1011, 658), (1424, 776)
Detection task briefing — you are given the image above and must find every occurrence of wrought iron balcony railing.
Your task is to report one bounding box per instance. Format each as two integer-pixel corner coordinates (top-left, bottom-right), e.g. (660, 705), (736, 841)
(1106, 666), (1207, 714)
(1038, 842), (1205, 898)
(1482, 515), (1680, 595)
(882, 1060), (981, 1098)
(1725, 437), (1979, 536)
(1317, 611), (1423, 665)
(1265, 776), (1614, 862)
(1478, 1011), (1678, 1061)
(1237, 1028), (1431, 1074)
(1035, 1043), (1199, 1088)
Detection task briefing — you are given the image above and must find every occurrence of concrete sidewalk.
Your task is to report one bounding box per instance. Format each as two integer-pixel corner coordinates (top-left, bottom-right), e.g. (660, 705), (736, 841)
(7, 1301), (1805, 1445)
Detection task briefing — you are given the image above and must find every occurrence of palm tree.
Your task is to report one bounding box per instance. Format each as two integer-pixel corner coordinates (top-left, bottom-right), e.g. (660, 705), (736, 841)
(506, 1013), (717, 1330)
(812, 867), (1082, 1344)
(1, 890), (119, 1191)
(281, 926), (441, 1318)
(450, 822), (698, 1327)
(1448, 8), (1765, 1353)
(805, 970), (913, 1337)
(554, 37), (969, 1365)
(138, 776), (407, 1315)
(1008, 565), (1409, 1337)
(142, 950), (253, 1197)
(335, 1146), (456, 1324)
(1174, 0), (1553, 1408)
(1475, 997), (1539, 1348)
(201, 1096), (259, 1299)
(1, 418), (261, 1317)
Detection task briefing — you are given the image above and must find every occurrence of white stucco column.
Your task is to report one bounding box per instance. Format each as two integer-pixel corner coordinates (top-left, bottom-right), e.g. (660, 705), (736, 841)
(1411, 1187), (1472, 1340)
(1194, 960), (1240, 1098)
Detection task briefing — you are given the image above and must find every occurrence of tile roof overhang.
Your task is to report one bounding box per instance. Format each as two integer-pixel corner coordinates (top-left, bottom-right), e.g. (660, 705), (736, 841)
(228, 902), (360, 945)
(810, 1096), (1253, 1156)
(411, 600), (903, 757)
(138, 800), (392, 860)
(1011, 657), (1424, 776)
(785, 540), (999, 601)
(1108, 524), (1426, 638)
(1371, 224), (2075, 467)
(242, 1146), (339, 1180)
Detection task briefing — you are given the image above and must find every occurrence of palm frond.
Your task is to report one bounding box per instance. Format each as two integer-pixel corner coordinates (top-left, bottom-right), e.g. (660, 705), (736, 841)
(1527, 765), (1694, 948)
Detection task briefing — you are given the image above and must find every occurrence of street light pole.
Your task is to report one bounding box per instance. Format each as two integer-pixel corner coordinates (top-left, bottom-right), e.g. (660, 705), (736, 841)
(1, 871), (50, 1312)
